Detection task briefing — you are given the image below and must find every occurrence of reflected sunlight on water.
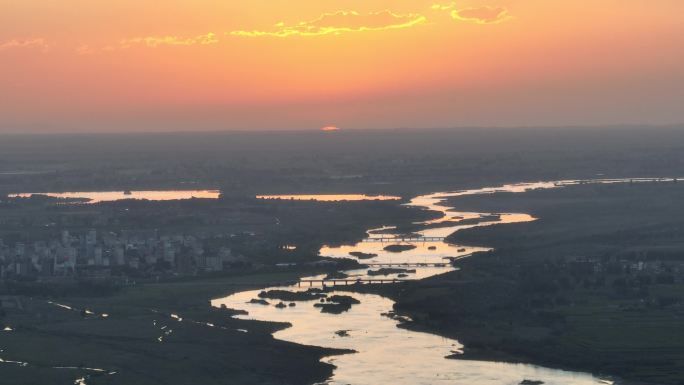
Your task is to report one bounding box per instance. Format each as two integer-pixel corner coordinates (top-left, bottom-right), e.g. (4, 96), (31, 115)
(9, 190), (220, 203)
(212, 180), (637, 385)
(256, 194), (400, 201)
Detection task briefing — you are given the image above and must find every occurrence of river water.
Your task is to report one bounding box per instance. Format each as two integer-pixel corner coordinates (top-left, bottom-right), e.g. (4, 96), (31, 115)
(213, 178), (679, 385)
(257, 194), (401, 201)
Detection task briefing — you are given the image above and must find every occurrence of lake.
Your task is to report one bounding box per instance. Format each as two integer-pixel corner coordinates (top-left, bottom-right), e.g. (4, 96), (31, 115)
(9, 190), (221, 203)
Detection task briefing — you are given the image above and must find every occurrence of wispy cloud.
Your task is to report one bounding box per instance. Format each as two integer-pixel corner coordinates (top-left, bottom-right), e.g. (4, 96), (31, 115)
(451, 6), (511, 24)
(231, 10), (427, 38)
(0, 38), (48, 52)
(431, 3), (456, 11)
(119, 33), (219, 48)
(42, 4), (512, 54)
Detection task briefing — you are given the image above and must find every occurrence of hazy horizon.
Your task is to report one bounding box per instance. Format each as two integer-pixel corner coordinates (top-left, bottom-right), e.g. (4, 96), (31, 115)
(1, 124), (684, 136)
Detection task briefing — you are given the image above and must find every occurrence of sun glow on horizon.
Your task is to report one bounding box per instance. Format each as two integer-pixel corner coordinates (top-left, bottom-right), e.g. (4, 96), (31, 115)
(1, 1), (683, 132)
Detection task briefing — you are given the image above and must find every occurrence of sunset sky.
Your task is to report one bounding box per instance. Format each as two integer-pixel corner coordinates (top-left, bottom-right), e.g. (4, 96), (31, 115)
(1, 1), (683, 132)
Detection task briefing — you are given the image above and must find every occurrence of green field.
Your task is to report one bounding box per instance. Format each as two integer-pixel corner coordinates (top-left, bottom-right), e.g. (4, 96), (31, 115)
(0, 272), (343, 385)
(390, 182), (684, 385)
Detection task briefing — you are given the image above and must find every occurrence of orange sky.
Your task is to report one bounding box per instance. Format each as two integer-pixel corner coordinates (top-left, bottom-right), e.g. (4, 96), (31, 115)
(1, 1), (683, 132)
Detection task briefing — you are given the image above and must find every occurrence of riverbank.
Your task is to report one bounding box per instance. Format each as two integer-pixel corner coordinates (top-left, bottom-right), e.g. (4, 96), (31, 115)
(0, 271), (349, 385)
(1, 189), (440, 385)
(385, 182), (684, 385)
(8, 180), (683, 384)
(213, 183), (633, 385)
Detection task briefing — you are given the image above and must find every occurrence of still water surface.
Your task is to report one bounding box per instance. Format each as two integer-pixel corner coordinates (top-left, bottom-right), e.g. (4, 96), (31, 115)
(257, 194), (401, 201)
(9, 190), (220, 203)
(214, 179), (673, 385)
(11, 191), (397, 204)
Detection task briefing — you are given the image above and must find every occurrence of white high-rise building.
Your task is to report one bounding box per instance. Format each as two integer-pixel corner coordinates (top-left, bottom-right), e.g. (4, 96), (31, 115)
(94, 247), (103, 266)
(61, 230), (70, 246)
(15, 243), (25, 258)
(114, 246), (125, 266)
(163, 242), (176, 266)
(86, 229), (97, 246)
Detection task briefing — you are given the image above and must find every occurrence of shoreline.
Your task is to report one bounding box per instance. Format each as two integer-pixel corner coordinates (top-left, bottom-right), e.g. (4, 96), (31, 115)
(1, 270), (345, 385)
(393, 316), (636, 385)
(50, 178), (674, 385)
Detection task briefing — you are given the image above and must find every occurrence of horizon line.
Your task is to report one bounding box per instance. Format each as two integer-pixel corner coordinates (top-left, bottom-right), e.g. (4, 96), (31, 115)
(1, 123), (684, 136)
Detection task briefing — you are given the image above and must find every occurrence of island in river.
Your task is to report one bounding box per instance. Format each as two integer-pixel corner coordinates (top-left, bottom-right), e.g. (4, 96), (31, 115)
(4, 179), (684, 384)
(385, 181), (684, 385)
(213, 179), (684, 385)
(215, 179), (657, 385)
(0, 271), (351, 385)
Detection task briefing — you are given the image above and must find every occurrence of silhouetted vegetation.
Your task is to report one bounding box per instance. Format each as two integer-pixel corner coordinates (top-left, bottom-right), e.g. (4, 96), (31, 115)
(391, 182), (684, 384)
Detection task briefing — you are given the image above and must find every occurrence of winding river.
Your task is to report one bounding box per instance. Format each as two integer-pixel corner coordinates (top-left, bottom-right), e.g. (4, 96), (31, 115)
(213, 178), (678, 385)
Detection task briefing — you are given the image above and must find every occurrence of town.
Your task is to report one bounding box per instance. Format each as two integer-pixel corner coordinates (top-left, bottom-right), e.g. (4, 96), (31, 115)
(0, 189), (431, 288)
(0, 228), (247, 281)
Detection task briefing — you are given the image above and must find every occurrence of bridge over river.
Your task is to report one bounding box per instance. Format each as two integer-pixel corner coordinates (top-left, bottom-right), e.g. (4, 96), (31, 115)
(361, 236), (445, 243)
(364, 262), (449, 267)
(298, 278), (412, 287)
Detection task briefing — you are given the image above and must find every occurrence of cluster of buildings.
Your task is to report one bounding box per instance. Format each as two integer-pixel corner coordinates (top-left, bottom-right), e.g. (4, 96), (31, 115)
(567, 255), (684, 278)
(0, 229), (246, 280)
